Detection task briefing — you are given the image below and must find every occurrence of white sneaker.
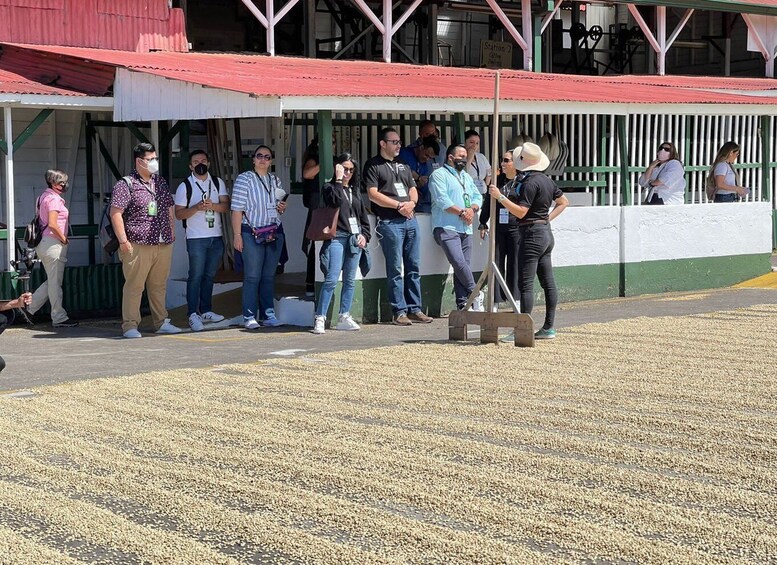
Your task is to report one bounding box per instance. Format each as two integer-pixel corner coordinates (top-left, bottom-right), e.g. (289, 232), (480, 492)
(156, 319), (182, 334)
(188, 313), (204, 332)
(471, 291), (485, 312)
(244, 317), (260, 330)
(311, 315), (326, 334)
(200, 311), (225, 323)
(262, 309), (283, 327)
(335, 313), (360, 331)
(123, 328), (142, 339)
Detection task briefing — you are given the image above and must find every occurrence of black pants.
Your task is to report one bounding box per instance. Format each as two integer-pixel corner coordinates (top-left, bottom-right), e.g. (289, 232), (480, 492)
(0, 310), (14, 373)
(518, 224), (557, 330)
(302, 208), (316, 293)
(494, 223), (521, 303)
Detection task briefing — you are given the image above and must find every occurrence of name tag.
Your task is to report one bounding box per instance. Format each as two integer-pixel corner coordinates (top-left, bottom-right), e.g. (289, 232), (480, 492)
(267, 206), (278, 220)
(394, 182), (407, 198)
(499, 209), (509, 224)
(205, 209), (216, 228)
(348, 217), (360, 235)
(147, 200), (158, 217)
(474, 179), (486, 193)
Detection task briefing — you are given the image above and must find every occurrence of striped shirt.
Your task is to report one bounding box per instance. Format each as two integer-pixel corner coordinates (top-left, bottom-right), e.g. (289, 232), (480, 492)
(231, 171), (285, 228)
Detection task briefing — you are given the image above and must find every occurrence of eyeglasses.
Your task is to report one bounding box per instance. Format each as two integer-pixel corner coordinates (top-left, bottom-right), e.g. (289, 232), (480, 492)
(384, 139), (402, 145)
(342, 167), (355, 173)
(254, 154), (272, 160)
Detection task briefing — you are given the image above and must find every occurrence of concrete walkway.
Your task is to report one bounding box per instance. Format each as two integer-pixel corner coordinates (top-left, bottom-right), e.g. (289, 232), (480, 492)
(1, 286), (775, 392)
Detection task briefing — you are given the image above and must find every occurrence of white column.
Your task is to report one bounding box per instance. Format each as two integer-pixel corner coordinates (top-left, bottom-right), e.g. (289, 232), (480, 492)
(657, 6), (666, 75)
(383, 0), (392, 63)
(521, 0), (533, 71)
(151, 120), (160, 149)
(266, 0), (275, 56)
(4, 106), (15, 270)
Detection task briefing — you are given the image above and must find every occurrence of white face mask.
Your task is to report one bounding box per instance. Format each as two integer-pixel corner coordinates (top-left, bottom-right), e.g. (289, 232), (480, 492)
(657, 149), (670, 162)
(139, 157), (160, 175)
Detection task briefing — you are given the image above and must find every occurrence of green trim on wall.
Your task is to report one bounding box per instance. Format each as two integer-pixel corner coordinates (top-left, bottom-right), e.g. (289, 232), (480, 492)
(622, 253), (772, 296)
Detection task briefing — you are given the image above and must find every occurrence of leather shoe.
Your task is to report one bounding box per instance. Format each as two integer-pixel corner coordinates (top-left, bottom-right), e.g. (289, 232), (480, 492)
(407, 311), (433, 323)
(392, 314), (412, 326)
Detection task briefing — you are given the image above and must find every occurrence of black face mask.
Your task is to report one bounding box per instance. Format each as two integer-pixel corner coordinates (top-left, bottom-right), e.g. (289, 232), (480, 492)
(452, 159), (467, 172)
(194, 163), (208, 176)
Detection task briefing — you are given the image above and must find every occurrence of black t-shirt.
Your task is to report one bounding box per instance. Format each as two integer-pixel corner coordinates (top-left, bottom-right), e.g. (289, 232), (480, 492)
(362, 155), (417, 220)
(516, 173), (563, 223)
(479, 172), (523, 228)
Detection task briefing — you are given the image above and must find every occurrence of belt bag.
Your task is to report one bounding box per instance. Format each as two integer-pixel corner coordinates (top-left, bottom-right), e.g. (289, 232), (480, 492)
(252, 224), (278, 244)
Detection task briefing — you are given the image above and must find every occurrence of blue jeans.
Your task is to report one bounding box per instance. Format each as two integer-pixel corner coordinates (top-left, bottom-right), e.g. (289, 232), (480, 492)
(240, 225), (284, 320)
(316, 234), (360, 317)
(518, 224), (557, 330)
(714, 193), (738, 203)
(186, 236), (224, 316)
(433, 228), (474, 310)
(376, 216), (422, 315)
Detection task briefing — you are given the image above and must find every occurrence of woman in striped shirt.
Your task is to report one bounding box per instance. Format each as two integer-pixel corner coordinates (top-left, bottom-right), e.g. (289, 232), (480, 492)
(231, 145), (288, 329)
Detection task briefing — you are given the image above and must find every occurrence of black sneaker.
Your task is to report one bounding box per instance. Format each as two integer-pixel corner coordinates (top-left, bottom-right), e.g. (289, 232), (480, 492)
(52, 318), (79, 328)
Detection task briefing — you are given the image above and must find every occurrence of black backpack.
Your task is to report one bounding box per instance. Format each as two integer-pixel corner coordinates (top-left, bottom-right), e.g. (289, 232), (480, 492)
(181, 176), (222, 229)
(23, 194), (47, 248)
(99, 175), (133, 255)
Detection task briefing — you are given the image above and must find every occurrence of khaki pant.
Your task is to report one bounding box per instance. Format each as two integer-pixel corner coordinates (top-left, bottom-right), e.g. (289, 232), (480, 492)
(29, 236), (69, 324)
(119, 243), (173, 332)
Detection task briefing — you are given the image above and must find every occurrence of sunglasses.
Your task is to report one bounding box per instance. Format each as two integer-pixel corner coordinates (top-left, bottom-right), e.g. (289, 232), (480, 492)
(342, 167), (355, 173)
(658, 146), (671, 152)
(254, 154), (272, 160)
(502, 158), (512, 163)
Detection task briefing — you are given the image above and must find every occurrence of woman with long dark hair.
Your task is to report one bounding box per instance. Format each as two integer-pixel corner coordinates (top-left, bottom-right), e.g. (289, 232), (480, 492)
(311, 153), (371, 334)
(707, 141), (748, 203)
(638, 141), (686, 205)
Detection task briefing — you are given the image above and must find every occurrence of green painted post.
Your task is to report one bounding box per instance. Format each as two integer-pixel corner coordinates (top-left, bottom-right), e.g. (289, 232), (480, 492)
(453, 113), (466, 146)
(317, 110), (333, 186)
(534, 15), (543, 73)
(85, 114), (96, 265)
(616, 115), (631, 206)
(684, 115), (692, 203)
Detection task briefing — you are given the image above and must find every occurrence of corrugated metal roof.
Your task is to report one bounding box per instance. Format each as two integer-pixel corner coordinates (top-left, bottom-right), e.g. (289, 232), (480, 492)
(0, 67), (92, 96)
(6, 44), (775, 108)
(0, 0), (187, 52)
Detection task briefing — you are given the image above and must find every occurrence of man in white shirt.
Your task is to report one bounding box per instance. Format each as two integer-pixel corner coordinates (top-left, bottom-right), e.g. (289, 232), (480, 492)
(174, 150), (230, 331)
(464, 129), (492, 195)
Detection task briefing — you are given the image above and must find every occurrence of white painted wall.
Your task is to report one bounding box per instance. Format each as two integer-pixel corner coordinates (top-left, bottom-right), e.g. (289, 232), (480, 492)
(622, 202), (772, 263)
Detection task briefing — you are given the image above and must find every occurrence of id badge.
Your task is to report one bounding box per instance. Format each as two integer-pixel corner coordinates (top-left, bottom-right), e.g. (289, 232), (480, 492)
(475, 179), (486, 193)
(267, 206), (278, 220)
(348, 217), (360, 235)
(394, 182), (408, 198)
(205, 209), (216, 228)
(499, 209), (509, 224)
(147, 200), (158, 217)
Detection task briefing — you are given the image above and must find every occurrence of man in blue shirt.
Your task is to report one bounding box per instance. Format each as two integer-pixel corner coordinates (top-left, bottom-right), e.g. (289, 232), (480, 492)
(428, 144), (484, 312)
(399, 136), (440, 214)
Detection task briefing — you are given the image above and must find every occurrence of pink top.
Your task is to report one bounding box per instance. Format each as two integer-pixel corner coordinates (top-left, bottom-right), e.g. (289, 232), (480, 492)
(38, 188), (69, 239)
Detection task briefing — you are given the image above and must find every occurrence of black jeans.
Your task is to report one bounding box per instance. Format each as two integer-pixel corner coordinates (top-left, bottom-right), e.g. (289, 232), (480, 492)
(494, 223), (521, 303)
(518, 224), (557, 330)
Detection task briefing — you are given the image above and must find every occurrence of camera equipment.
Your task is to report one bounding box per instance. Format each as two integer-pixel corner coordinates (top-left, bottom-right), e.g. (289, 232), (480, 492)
(9, 246), (40, 323)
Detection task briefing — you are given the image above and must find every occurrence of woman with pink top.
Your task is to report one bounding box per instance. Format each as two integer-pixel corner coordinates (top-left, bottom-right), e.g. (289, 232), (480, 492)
(28, 169), (78, 327)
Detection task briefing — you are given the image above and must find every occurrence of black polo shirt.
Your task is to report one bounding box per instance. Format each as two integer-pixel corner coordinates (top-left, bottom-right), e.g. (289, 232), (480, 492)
(363, 155), (417, 220)
(516, 173), (564, 222)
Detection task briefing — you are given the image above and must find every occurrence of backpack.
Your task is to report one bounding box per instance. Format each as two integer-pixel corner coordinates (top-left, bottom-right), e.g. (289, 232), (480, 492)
(181, 176), (222, 229)
(23, 194), (47, 248)
(99, 175), (133, 255)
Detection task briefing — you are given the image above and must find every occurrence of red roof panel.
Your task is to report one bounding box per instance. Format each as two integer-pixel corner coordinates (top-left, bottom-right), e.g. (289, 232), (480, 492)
(2, 44), (776, 107)
(0, 67), (92, 96)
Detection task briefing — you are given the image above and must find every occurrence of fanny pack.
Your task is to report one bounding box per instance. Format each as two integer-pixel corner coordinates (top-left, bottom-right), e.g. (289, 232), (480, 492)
(243, 212), (278, 244)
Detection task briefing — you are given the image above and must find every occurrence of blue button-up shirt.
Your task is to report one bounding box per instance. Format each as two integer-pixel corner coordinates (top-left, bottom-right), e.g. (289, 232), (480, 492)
(429, 164), (483, 235)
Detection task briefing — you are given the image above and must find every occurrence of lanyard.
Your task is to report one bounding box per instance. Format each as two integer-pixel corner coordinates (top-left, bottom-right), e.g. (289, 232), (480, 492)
(445, 166), (467, 191)
(138, 177), (156, 199)
(344, 184), (357, 217)
(253, 172), (273, 201)
(194, 179), (213, 201)
(385, 160), (400, 183)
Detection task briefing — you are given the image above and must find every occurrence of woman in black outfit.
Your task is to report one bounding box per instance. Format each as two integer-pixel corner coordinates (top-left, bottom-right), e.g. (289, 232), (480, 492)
(311, 153), (371, 334)
(479, 149), (523, 308)
(489, 143), (568, 339)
